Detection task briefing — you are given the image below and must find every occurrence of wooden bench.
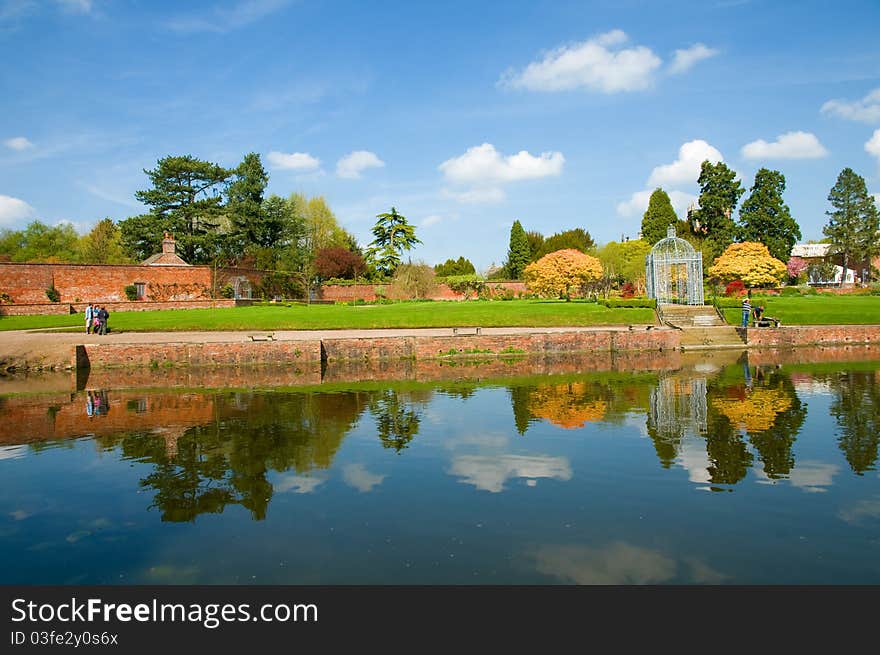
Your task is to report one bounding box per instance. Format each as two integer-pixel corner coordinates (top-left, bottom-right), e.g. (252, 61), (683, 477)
(452, 327), (482, 336)
(249, 333), (276, 341)
(754, 317), (781, 328)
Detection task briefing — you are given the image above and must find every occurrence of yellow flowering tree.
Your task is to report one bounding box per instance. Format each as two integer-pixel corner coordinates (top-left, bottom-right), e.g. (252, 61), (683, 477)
(707, 241), (787, 287)
(524, 248), (603, 300)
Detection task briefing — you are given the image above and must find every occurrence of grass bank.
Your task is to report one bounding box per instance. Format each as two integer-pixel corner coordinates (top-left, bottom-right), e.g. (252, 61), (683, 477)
(0, 300), (657, 332)
(718, 295), (880, 325)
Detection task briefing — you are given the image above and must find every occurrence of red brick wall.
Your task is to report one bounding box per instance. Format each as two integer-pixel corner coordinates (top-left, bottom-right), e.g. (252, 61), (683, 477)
(742, 325), (880, 347)
(0, 262), (214, 304)
(72, 329), (677, 370)
(79, 340), (324, 369)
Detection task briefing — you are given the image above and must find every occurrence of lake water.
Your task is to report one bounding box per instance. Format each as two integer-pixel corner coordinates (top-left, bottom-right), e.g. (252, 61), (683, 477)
(2, 348), (879, 584)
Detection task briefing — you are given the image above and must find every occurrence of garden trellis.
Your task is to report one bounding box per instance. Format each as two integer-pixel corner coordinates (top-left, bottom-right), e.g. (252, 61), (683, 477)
(645, 225), (704, 305)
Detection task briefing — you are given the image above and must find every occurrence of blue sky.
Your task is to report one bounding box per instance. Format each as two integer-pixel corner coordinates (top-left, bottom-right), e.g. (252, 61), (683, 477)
(1, 0), (879, 270)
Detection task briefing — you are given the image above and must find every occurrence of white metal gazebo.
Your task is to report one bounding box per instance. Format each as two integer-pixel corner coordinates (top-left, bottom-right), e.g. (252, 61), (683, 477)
(646, 225), (704, 305)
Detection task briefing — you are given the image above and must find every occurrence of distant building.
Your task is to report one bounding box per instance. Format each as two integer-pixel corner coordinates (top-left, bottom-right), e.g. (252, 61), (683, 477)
(790, 243), (856, 285)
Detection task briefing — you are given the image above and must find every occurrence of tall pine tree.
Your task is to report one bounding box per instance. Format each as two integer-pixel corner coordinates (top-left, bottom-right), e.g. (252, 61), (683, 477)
(506, 220), (530, 279)
(738, 168), (801, 262)
(641, 188), (679, 244)
(227, 152), (269, 251)
(691, 161), (744, 259)
(823, 168), (880, 283)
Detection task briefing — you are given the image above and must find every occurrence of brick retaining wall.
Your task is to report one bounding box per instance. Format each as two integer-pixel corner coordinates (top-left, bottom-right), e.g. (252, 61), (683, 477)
(740, 325), (880, 347)
(72, 328), (678, 370)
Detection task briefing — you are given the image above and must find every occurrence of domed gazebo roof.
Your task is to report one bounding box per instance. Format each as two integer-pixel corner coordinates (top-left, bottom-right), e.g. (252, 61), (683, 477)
(650, 225), (697, 262)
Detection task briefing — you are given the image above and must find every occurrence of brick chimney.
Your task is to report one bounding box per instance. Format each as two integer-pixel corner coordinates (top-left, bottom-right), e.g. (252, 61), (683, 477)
(162, 232), (176, 254)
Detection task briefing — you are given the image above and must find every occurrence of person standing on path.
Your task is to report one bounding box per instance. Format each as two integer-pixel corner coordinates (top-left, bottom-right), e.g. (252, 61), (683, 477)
(97, 306), (109, 335)
(84, 303), (94, 334)
(741, 291), (752, 327)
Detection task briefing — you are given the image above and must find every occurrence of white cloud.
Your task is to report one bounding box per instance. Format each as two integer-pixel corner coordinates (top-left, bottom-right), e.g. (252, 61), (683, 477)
(4, 136), (33, 151)
(533, 542), (677, 585)
(448, 454), (571, 493)
(266, 150), (321, 172)
(616, 189), (696, 218)
(821, 88), (880, 124)
(441, 187), (506, 204)
(500, 29), (662, 93)
(866, 129), (880, 159)
(439, 143), (563, 205)
(741, 131), (828, 160)
(336, 150), (385, 179)
(0, 194), (35, 226)
(647, 139), (723, 187)
(669, 43), (719, 74)
(167, 0), (290, 34)
(440, 143), (564, 185)
(274, 473), (325, 494)
(342, 464), (386, 493)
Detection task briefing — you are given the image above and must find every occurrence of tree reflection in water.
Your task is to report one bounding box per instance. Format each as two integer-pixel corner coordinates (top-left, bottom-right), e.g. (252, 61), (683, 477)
(95, 391), (369, 522)
(368, 389), (429, 453)
(829, 371), (880, 475)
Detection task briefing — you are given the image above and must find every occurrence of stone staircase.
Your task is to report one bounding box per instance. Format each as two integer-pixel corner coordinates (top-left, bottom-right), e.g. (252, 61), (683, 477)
(659, 304), (746, 350)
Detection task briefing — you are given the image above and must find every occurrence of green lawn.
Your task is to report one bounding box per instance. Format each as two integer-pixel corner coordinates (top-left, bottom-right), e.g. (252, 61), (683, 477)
(719, 294), (880, 325)
(0, 300), (657, 332)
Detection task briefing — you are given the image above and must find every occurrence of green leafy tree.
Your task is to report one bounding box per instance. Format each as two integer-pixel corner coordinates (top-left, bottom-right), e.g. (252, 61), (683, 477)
(598, 239), (652, 290)
(434, 256), (476, 277)
(134, 155), (232, 263)
(506, 220), (531, 279)
(227, 153), (269, 254)
(738, 168), (801, 262)
(823, 168), (880, 283)
(366, 207), (421, 276)
(691, 161), (744, 259)
(77, 218), (130, 263)
(536, 228), (595, 258)
(641, 188), (679, 245)
(0, 221), (80, 262)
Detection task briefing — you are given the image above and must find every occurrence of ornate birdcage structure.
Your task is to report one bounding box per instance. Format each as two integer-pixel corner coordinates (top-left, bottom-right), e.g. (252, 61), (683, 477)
(645, 225), (704, 305)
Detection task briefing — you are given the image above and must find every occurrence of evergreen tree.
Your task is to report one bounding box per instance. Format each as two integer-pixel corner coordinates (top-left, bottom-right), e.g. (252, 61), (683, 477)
(366, 207), (421, 276)
(227, 153), (269, 249)
(641, 188), (679, 245)
(506, 220), (531, 279)
(535, 228), (595, 258)
(738, 168), (801, 262)
(434, 256), (476, 277)
(134, 155), (231, 263)
(823, 168), (880, 282)
(525, 231), (545, 262)
(691, 161), (744, 259)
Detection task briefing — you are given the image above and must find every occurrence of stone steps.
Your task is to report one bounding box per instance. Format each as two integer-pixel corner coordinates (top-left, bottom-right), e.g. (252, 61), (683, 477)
(659, 304), (725, 328)
(678, 326), (746, 349)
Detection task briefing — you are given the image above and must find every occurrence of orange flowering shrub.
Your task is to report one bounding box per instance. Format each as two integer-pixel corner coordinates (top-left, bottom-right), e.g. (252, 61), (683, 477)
(523, 249), (603, 299)
(707, 242), (787, 287)
(528, 383), (608, 429)
(711, 387), (792, 432)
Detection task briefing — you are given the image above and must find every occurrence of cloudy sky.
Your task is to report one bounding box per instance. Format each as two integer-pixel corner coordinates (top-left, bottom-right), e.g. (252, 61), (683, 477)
(1, 0), (879, 269)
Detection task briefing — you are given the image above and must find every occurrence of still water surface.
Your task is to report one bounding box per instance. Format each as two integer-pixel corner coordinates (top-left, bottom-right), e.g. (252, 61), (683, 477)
(2, 350), (879, 584)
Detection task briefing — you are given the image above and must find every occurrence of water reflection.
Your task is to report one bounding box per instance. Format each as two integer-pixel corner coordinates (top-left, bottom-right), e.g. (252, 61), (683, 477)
(2, 353), (880, 523)
(829, 370), (880, 475)
(4, 351), (880, 584)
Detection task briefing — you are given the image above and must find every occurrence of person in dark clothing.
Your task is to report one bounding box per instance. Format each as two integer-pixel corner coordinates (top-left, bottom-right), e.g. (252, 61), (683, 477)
(97, 306), (110, 335)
